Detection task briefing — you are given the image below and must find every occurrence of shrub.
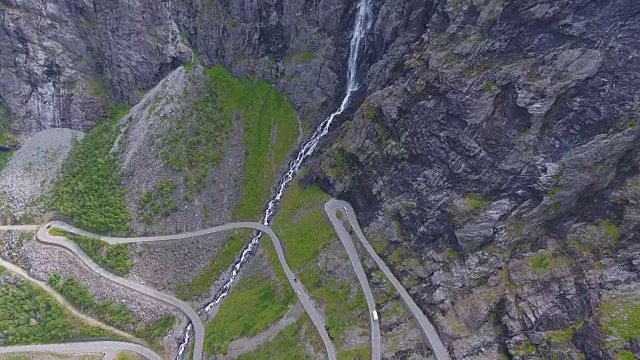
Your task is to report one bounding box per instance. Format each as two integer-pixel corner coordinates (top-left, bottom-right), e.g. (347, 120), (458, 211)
(52, 105), (130, 233)
(51, 228), (132, 275)
(527, 251), (559, 274)
(464, 193), (489, 211)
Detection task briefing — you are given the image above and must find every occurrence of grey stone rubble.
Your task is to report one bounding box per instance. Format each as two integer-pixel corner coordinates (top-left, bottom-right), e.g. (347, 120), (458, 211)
(22, 240), (183, 358)
(115, 66), (245, 297)
(0, 128), (83, 221)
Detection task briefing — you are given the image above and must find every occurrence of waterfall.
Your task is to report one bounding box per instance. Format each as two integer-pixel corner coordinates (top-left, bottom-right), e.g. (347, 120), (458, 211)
(177, 0), (373, 357)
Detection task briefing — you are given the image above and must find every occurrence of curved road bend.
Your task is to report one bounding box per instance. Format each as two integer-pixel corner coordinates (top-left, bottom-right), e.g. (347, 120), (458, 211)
(0, 342), (161, 360)
(0, 257), (136, 342)
(40, 221), (337, 360)
(325, 200), (451, 360)
(37, 224), (205, 360)
(324, 206), (381, 360)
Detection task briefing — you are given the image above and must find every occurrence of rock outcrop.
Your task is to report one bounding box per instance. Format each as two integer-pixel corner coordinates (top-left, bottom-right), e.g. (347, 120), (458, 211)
(2, 0), (640, 358)
(0, 0), (191, 132)
(312, 0), (640, 358)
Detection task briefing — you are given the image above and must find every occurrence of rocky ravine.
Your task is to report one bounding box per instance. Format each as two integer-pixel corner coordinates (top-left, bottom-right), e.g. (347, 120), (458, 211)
(2, 0), (640, 359)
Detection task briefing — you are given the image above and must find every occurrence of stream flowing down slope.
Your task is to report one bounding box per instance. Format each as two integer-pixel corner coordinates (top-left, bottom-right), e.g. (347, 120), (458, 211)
(178, 0), (374, 357)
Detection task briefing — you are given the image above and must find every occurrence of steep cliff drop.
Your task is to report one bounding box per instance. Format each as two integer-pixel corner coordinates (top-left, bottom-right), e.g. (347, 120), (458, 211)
(176, 0), (374, 357)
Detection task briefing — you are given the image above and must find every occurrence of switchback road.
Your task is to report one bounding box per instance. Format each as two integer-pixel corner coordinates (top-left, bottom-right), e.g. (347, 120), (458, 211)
(325, 200), (451, 360)
(324, 204), (381, 360)
(38, 220), (337, 360)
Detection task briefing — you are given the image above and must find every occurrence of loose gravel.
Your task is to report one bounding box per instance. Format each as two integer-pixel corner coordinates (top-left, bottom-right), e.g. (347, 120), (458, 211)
(116, 67), (246, 295)
(0, 128), (83, 221)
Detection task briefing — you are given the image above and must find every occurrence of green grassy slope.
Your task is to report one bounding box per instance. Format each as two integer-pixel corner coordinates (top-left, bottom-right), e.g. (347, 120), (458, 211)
(0, 267), (117, 345)
(179, 66), (299, 300)
(273, 180), (368, 350)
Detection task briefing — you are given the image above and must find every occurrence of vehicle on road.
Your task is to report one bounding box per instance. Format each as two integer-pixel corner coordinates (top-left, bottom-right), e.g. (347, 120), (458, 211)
(372, 310), (378, 321)
(343, 206), (348, 211)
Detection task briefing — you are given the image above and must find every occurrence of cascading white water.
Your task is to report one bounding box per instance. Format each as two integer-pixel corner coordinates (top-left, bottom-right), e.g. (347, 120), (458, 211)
(177, 0), (372, 357)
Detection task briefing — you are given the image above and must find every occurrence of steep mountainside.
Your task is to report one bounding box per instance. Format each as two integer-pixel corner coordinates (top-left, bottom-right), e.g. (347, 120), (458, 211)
(1, 0), (640, 359)
(312, 0), (640, 359)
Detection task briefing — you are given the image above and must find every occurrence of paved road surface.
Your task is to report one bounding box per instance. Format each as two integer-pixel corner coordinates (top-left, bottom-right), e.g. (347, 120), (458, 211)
(324, 204), (381, 360)
(0, 258), (136, 341)
(325, 200), (451, 360)
(40, 221), (337, 360)
(38, 223), (205, 360)
(0, 342), (162, 360)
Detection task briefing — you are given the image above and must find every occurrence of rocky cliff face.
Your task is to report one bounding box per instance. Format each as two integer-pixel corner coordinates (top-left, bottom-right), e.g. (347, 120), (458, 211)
(0, 0), (191, 132)
(0, 0), (361, 135)
(311, 0), (640, 358)
(2, 0), (640, 359)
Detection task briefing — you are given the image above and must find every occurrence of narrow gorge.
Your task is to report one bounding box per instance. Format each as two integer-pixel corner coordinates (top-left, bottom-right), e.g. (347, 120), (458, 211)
(0, 0), (639, 359)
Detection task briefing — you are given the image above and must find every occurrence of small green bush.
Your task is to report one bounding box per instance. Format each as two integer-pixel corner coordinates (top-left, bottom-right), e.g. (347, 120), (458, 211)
(616, 350), (636, 360)
(464, 193), (489, 211)
(139, 179), (178, 223)
(512, 341), (536, 356)
(545, 327), (575, 344)
(484, 80), (498, 92)
(51, 228), (132, 275)
(527, 251), (559, 274)
(135, 315), (175, 347)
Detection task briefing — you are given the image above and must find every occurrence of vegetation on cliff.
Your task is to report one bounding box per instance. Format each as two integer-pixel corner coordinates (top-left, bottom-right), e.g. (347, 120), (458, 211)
(52, 104), (131, 233)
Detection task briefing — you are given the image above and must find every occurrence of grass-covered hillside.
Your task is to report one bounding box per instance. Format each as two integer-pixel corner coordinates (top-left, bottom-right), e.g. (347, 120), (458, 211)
(52, 104), (131, 234)
(0, 267), (116, 345)
(171, 66), (299, 298)
(202, 66), (299, 221)
(272, 179), (370, 355)
(203, 240), (296, 356)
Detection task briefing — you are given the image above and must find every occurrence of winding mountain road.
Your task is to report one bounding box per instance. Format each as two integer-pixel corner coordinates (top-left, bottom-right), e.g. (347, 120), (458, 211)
(0, 199), (447, 360)
(38, 223), (205, 360)
(38, 220), (337, 360)
(325, 200), (451, 360)
(324, 205), (381, 360)
(0, 342), (162, 360)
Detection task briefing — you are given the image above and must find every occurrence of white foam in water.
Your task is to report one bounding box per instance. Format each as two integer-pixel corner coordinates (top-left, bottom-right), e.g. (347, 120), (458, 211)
(177, 0), (373, 357)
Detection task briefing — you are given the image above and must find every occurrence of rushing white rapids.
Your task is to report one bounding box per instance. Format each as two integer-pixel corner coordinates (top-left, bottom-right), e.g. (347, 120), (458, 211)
(177, 0), (373, 357)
